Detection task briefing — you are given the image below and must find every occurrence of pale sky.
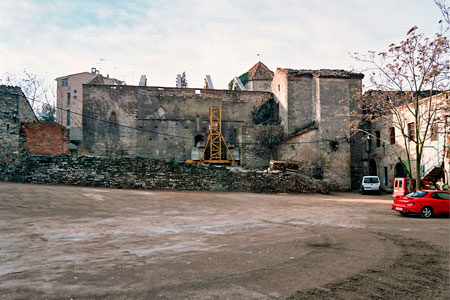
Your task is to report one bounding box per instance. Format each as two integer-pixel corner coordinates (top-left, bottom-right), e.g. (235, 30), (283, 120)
(0, 0), (445, 97)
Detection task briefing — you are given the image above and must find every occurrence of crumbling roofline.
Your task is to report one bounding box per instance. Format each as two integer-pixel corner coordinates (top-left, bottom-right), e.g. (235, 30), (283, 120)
(278, 68), (364, 79)
(82, 83), (274, 95)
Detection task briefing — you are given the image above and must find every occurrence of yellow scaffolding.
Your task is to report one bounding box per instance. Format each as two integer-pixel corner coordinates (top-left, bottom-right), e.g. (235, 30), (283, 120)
(186, 106), (237, 165)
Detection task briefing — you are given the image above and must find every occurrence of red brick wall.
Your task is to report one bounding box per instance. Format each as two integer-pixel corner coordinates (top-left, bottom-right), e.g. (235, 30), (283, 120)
(21, 123), (70, 155)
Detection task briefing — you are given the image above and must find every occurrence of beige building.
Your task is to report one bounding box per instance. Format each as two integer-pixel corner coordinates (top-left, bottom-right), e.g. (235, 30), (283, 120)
(55, 68), (123, 150)
(360, 92), (449, 190)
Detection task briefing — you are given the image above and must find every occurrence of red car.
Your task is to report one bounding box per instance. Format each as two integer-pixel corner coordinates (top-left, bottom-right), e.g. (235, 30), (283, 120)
(392, 190), (450, 218)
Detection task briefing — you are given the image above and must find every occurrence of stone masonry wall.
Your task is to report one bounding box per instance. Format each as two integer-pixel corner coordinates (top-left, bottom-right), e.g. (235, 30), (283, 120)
(21, 123), (70, 155)
(82, 85), (272, 163)
(0, 155), (329, 194)
(0, 86), (37, 160)
(287, 76), (315, 134)
(316, 78), (352, 190)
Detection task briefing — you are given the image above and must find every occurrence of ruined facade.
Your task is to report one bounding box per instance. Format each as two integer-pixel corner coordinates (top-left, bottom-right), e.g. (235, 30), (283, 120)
(82, 85), (271, 162)
(78, 62), (363, 190)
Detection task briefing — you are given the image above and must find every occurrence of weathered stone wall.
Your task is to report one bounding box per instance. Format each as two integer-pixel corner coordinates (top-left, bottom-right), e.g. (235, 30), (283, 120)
(316, 78), (352, 190)
(0, 155), (329, 193)
(0, 86), (37, 160)
(278, 129), (320, 175)
(82, 85), (272, 163)
(21, 123), (70, 155)
(287, 76), (315, 134)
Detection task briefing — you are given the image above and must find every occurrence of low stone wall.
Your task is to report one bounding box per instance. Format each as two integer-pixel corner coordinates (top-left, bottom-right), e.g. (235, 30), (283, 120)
(0, 155), (329, 194)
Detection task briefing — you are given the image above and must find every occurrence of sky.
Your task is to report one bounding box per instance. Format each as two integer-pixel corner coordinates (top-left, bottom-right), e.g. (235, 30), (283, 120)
(0, 0), (445, 99)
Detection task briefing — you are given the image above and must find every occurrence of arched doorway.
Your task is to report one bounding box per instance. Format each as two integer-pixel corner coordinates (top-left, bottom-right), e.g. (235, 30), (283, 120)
(394, 163), (407, 178)
(368, 159), (377, 176)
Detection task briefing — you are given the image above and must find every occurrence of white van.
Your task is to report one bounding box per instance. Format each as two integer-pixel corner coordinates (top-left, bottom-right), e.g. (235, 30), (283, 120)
(360, 176), (381, 195)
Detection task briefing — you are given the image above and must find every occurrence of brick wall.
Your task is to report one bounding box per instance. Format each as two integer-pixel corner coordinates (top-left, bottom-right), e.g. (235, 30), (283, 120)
(21, 123), (70, 155)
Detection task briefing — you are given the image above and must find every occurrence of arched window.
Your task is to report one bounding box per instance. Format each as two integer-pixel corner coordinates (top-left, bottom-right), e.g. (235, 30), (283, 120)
(110, 111), (117, 124)
(194, 134), (204, 146)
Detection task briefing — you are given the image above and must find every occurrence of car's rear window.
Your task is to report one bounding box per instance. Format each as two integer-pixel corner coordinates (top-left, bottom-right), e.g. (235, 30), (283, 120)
(405, 191), (428, 197)
(364, 177), (379, 183)
(438, 192), (450, 200)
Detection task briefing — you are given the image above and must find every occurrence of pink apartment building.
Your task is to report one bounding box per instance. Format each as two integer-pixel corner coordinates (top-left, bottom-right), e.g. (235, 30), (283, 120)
(55, 68), (123, 152)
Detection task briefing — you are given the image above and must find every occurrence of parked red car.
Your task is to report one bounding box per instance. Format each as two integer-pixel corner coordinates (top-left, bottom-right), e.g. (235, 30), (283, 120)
(392, 190), (450, 218)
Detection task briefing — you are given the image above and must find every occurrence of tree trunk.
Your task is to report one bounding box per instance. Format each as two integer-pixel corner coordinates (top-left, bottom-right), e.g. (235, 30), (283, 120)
(415, 144), (421, 191)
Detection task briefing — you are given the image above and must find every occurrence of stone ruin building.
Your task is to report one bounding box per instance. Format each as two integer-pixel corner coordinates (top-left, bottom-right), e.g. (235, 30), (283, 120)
(70, 62), (363, 190)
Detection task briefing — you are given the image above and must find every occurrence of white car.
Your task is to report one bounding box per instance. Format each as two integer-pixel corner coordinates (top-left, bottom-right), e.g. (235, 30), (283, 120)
(360, 176), (381, 195)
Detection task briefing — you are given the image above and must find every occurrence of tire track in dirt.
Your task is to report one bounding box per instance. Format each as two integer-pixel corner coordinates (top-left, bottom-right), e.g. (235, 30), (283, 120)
(286, 233), (449, 300)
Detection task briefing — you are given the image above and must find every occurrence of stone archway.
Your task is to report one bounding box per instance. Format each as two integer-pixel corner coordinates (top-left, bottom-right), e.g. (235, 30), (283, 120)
(369, 159), (377, 176)
(394, 163), (407, 178)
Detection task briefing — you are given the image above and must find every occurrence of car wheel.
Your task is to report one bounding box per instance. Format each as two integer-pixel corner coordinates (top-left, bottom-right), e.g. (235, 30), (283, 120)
(360, 188), (365, 195)
(420, 207), (433, 218)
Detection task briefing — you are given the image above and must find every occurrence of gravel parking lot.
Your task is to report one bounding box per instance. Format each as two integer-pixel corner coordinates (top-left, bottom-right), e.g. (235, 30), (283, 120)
(0, 182), (448, 299)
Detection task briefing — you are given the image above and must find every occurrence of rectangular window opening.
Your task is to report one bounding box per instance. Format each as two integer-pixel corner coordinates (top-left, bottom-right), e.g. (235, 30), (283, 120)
(431, 124), (438, 141)
(61, 78), (68, 86)
(384, 167), (388, 185)
(407, 123), (415, 140)
(390, 127), (395, 144)
(376, 131), (381, 147)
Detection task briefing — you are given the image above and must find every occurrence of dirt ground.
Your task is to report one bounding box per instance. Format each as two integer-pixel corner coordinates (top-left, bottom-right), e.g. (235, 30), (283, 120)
(0, 182), (448, 299)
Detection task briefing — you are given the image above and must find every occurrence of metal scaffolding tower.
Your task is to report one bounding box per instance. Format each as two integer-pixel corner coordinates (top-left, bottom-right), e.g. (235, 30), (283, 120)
(187, 106), (236, 165)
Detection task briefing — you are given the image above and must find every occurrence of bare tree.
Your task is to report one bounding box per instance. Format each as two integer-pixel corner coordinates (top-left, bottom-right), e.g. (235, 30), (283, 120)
(435, 0), (450, 25)
(349, 26), (449, 191)
(0, 70), (55, 119)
